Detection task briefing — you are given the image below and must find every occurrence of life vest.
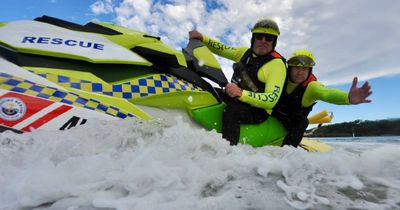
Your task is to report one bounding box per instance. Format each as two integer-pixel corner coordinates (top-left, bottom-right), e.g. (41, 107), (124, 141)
(272, 73), (317, 127)
(231, 49), (285, 92)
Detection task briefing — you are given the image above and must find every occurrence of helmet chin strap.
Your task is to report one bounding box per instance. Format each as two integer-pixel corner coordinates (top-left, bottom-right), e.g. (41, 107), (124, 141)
(306, 68), (312, 80)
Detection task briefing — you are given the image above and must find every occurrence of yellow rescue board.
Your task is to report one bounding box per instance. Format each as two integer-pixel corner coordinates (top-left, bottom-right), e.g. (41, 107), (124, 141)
(299, 138), (332, 153)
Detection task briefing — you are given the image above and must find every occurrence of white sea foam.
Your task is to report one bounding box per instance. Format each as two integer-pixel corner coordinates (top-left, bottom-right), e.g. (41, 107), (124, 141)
(1, 118), (399, 210)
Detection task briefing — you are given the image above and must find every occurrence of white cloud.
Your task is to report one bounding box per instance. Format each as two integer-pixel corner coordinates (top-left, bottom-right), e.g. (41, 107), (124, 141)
(90, 0), (400, 85)
(90, 0), (114, 15)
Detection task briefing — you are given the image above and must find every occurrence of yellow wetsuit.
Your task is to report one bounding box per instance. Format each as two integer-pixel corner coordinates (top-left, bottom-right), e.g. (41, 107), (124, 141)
(276, 79), (350, 147)
(202, 35), (287, 112)
(286, 80), (350, 107)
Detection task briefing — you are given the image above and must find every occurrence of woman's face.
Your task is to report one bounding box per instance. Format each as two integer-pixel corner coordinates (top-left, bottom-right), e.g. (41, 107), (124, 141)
(289, 66), (311, 84)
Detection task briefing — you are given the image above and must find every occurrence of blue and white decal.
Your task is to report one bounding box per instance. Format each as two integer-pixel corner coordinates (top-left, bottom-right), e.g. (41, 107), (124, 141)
(0, 21), (150, 65)
(21, 36), (105, 50)
(0, 97), (26, 121)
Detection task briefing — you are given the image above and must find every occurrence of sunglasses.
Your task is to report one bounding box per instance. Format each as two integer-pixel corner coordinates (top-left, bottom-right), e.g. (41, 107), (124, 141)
(253, 33), (275, 42)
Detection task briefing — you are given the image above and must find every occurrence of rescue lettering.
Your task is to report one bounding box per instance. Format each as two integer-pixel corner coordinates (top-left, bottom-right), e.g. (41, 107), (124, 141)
(247, 85), (281, 102)
(22, 36), (104, 50)
(207, 40), (232, 51)
(267, 85), (281, 102)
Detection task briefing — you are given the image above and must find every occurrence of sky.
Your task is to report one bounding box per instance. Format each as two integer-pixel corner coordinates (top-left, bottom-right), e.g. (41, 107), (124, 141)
(1, 0), (399, 124)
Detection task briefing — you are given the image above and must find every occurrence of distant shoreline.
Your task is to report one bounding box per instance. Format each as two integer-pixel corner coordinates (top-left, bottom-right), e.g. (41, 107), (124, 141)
(305, 118), (400, 137)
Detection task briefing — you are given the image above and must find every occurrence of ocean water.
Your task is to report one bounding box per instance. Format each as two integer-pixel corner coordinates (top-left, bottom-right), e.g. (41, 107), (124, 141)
(1, 118), (399, 210)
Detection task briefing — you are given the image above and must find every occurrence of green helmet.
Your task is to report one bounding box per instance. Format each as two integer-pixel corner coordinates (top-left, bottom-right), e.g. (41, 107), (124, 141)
(287, 49), (316, 67)
(251, 18), (280, 36)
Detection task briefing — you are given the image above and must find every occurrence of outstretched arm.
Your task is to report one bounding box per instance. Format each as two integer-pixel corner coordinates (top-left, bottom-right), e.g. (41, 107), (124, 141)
(348, 77), (372, 104)
(188, 31), (246, 62)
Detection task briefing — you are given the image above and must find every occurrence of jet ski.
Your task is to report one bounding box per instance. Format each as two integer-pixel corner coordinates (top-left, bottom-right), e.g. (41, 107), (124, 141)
(0, 16), (332, 152)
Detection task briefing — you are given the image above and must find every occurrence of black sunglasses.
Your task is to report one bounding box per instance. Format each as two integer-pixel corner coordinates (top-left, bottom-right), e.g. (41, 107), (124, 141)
(253, 33), (275, 42)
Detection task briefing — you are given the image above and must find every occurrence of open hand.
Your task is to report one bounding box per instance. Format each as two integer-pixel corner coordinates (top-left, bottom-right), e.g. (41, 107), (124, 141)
(348, 77), (372, 104)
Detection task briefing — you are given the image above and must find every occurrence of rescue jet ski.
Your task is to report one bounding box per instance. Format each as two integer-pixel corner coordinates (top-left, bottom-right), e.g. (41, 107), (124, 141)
(0, 16), (332, 152)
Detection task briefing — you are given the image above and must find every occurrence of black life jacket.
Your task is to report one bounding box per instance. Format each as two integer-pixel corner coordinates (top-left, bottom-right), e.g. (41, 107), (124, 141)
(231, 49), (285, 92)
(272, 74), (317, 125)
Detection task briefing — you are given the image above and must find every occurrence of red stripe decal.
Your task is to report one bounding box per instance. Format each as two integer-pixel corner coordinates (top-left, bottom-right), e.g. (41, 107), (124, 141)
(21, 105), (72, 132)
(0, 92), (54, 127)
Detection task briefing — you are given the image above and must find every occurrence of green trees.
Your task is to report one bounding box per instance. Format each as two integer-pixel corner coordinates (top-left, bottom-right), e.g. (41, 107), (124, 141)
(306, 119), (400, 137)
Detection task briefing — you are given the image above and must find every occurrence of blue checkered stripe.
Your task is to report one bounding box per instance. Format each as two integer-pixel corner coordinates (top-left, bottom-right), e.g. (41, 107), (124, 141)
(0, 72), (135, 119)
(35, 72), (204, 99)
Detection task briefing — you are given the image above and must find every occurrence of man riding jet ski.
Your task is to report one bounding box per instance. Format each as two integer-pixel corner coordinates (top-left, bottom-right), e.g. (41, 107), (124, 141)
(0, 16), (332, 152)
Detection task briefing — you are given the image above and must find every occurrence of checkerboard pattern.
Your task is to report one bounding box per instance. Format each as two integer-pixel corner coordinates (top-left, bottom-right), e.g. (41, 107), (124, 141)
(34, 72), (205, 99)
(0, 72), (135, 119)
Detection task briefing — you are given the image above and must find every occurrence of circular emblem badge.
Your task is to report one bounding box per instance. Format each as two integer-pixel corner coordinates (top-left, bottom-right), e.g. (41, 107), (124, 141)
(0, 97), (27, 121)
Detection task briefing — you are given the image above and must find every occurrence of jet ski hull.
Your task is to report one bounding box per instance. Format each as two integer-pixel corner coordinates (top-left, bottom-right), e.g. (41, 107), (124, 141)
(0, 16), (331, 152)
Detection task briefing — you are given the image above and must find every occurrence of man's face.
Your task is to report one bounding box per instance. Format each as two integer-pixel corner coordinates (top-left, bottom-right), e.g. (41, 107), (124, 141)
(252, 33), (274, 56)
(289, 66), (311, 84)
